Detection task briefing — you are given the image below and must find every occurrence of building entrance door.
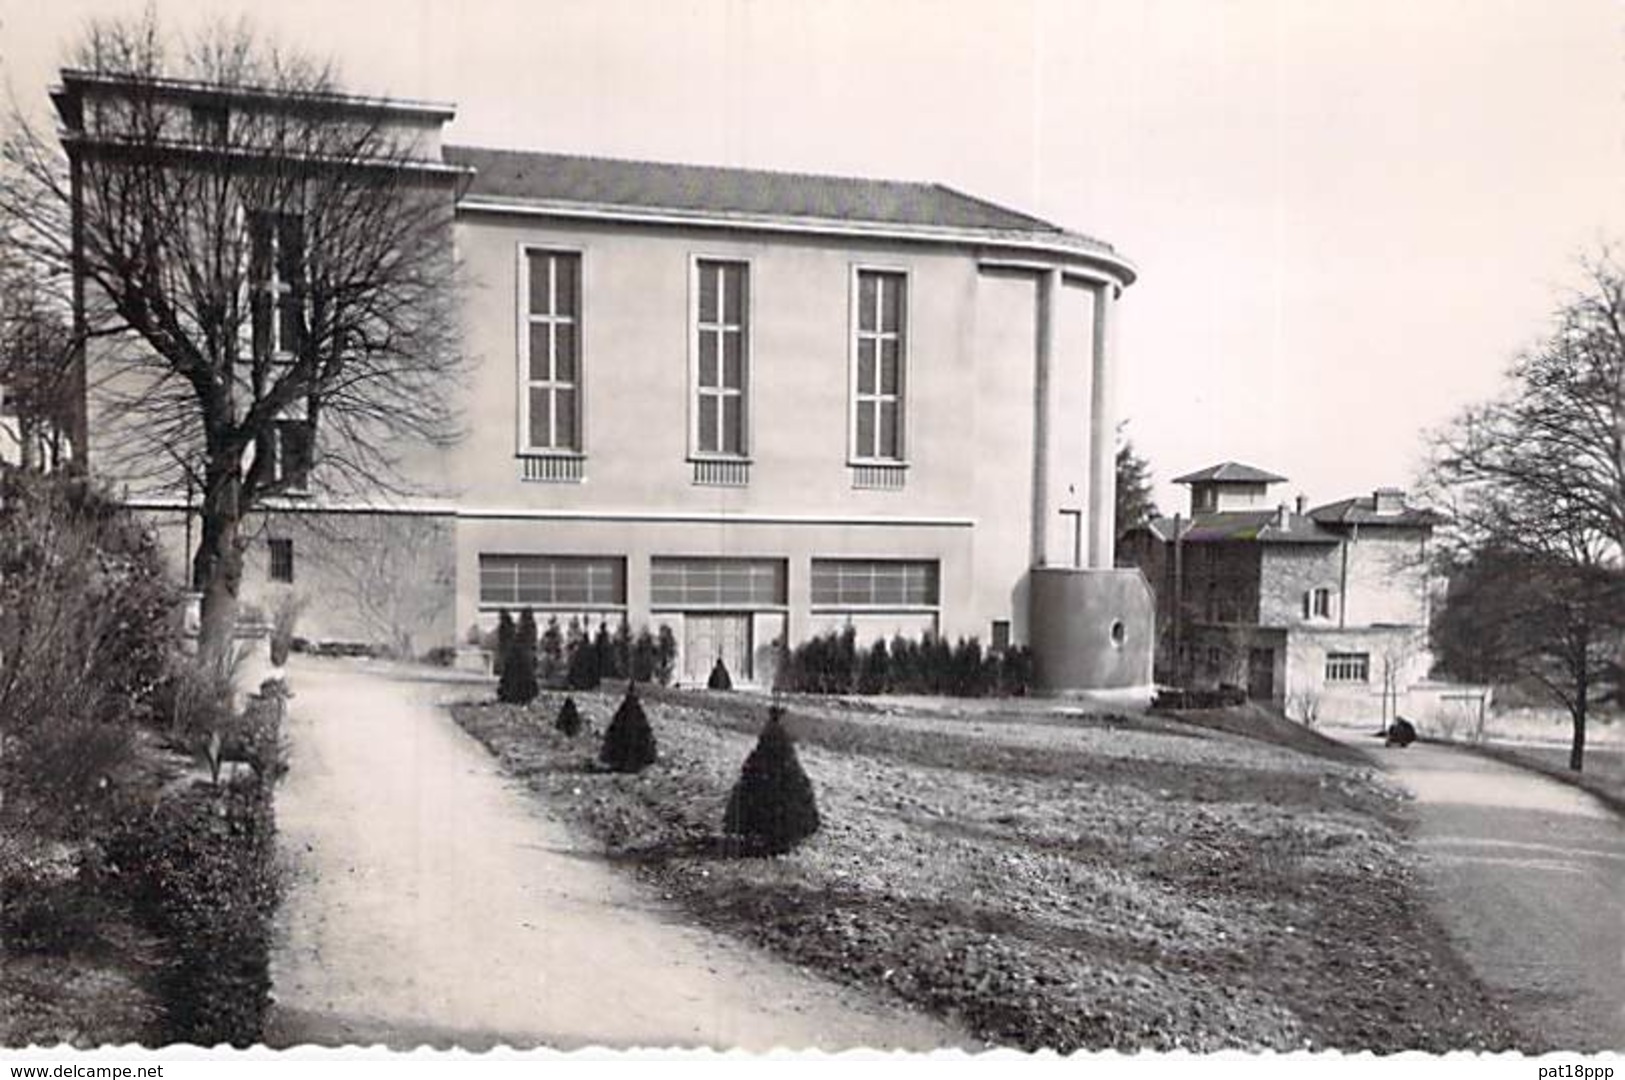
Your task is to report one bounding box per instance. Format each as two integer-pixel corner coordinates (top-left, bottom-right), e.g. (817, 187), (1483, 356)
(682, 613), (753, 684)
(1247, 647), (1275, 702)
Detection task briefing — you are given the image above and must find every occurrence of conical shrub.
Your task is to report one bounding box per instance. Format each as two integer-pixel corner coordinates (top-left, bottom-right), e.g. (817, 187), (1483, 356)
(554, 695), (583, 737)
(599, 683), (657, 773)
(499, 609), (540, 704)
(724, 705), (820, 854)
(707, 657), (734, 691)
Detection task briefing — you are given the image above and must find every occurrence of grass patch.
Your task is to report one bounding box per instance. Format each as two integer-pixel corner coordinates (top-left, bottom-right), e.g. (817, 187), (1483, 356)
(452, 688), (1527, 1052)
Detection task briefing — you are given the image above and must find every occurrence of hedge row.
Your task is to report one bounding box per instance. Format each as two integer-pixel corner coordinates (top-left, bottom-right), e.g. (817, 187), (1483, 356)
(490, 613), (678, 695)
(111, 774), (280, 1048)
(775, 629), (1036, 698)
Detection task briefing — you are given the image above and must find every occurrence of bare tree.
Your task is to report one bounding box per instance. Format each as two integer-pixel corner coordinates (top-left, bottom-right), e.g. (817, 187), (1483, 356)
(0, 262), (77, 473)
(291, 513), (454, 657)
(0, 14), (464, 658)
(1426, 251), (1625, 770)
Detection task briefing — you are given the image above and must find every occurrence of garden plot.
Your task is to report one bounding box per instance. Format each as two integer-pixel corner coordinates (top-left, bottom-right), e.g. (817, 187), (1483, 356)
(452, 688), (1526, 1053)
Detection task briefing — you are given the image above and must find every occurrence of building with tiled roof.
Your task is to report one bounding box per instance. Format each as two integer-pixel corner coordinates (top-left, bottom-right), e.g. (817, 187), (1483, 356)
(1118, 463), (1441, 723)
(61, 68), (1152, 694)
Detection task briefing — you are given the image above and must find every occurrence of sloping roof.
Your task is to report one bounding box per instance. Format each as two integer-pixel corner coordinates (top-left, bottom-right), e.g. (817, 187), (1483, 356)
(1137, 511), (1340, 545)
(444, 144), (1117, 252)
(1309, 496), (1442, 528)
(1171, 462), (1287, 485)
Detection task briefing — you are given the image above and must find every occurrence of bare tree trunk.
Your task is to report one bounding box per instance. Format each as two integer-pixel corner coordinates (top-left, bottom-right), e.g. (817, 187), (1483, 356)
(195, 463), (246, 661)
(1570, 645), (1588, 772)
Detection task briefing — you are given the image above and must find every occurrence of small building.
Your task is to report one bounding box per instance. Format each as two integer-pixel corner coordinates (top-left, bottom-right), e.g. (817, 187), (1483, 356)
(1118, 462), (1442, 724)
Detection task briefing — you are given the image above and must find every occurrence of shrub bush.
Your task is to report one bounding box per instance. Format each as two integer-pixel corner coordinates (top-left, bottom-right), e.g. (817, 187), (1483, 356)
(566, 626), (601, 690)
(0, 472), (179, 837)
(630, 627), (658, 683)
(654, 625), (677, 686)
(498, 610), (540, 705)
(493, 610), (515, 678)
(773, 631), (1036, 697)
(611, 621), (633, 681)
(555, 695), (583, 737)
(111, 779), (279, 1047)
(599, 683), (657, 773)
(540, 616), (565, 686)
(723, 705), (821, 854)
(708, 657), (734, 691)
(593, 622), (617, 681)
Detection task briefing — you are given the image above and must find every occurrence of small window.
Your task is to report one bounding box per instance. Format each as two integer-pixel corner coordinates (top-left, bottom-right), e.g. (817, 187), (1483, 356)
(1325, 652), (1370, 683)
(190, 103), (228, 144)
(1307, 587), (1332, 620)
(268, 538), (294, 584)
(991, 620), (1011, 652)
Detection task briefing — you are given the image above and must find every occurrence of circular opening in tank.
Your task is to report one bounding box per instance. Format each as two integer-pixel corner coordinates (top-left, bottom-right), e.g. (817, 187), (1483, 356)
(1109, 620), (1126, 647)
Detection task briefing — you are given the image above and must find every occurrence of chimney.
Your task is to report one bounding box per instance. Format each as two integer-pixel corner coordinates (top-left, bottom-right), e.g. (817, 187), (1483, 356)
(1373, 487), (1405, 515)
(1295, 493), (1307, 516)
(1275, 503), (1290, 530)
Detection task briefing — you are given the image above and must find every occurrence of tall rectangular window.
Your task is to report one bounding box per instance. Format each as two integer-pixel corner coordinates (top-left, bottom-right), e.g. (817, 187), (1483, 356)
(853, 270), (905, 461)
(522, 250), (582, 453)
(249, 211), (303, 361)
(273, 418), (313, 491)
(695, 260), (748, 456)
(268, 538), (294, 584)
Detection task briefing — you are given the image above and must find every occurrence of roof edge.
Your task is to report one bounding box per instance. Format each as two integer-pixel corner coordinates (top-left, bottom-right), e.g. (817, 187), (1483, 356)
(455, 193), (1137, 284)
(56, 68), (457, 120)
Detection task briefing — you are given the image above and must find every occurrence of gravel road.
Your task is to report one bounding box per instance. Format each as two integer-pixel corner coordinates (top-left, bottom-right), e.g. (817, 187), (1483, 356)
(1333, 729), (1625, 1051)
(261, 658), (968, 1051)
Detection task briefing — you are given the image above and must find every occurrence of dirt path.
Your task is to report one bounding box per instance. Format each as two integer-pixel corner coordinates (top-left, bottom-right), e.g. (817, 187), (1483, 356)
(1329, 728), (1625, 1051)
(262, 658), (968, 1051)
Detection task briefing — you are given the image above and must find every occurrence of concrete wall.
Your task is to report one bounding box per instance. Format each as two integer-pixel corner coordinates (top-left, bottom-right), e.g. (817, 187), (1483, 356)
(1028, 567), (1154, 693)
(145, 507), (458, 653)
(1338, 527), (1431, 627)
(452, 214), (1111, 650)
(1281, 625), (1431, 725)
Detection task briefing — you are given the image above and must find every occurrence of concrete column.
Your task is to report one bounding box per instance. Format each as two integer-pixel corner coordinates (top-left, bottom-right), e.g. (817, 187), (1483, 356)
(1031, 268), (1061, 568)
(1087, 282), (1118, 569)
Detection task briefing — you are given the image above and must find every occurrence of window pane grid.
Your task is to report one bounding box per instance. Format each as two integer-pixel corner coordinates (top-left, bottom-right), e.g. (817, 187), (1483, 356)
(479, 555), (625, 607)
(810, 559), (939, 607)
(854, 271), (904, 461)
(696, 262), (747, 457)
(1325, 652), (1369, 683)
(650, 558), (785, 607)
(523, 251), (581, 453)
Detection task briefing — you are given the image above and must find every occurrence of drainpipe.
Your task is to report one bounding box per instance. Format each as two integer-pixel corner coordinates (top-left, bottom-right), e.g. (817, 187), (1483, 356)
(1338, 523), (1355, 629)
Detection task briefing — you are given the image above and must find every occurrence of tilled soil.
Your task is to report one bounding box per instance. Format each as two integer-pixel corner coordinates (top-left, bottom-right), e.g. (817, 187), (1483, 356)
(452, 687), (1529, 1053)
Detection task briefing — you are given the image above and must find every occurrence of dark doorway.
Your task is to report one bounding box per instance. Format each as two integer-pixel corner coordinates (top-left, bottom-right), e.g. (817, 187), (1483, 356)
(1247, 647), (1275, 701)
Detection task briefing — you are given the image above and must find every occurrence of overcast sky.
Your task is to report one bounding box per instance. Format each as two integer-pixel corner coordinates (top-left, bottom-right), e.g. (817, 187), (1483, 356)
(3, 0), (1621, 513)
